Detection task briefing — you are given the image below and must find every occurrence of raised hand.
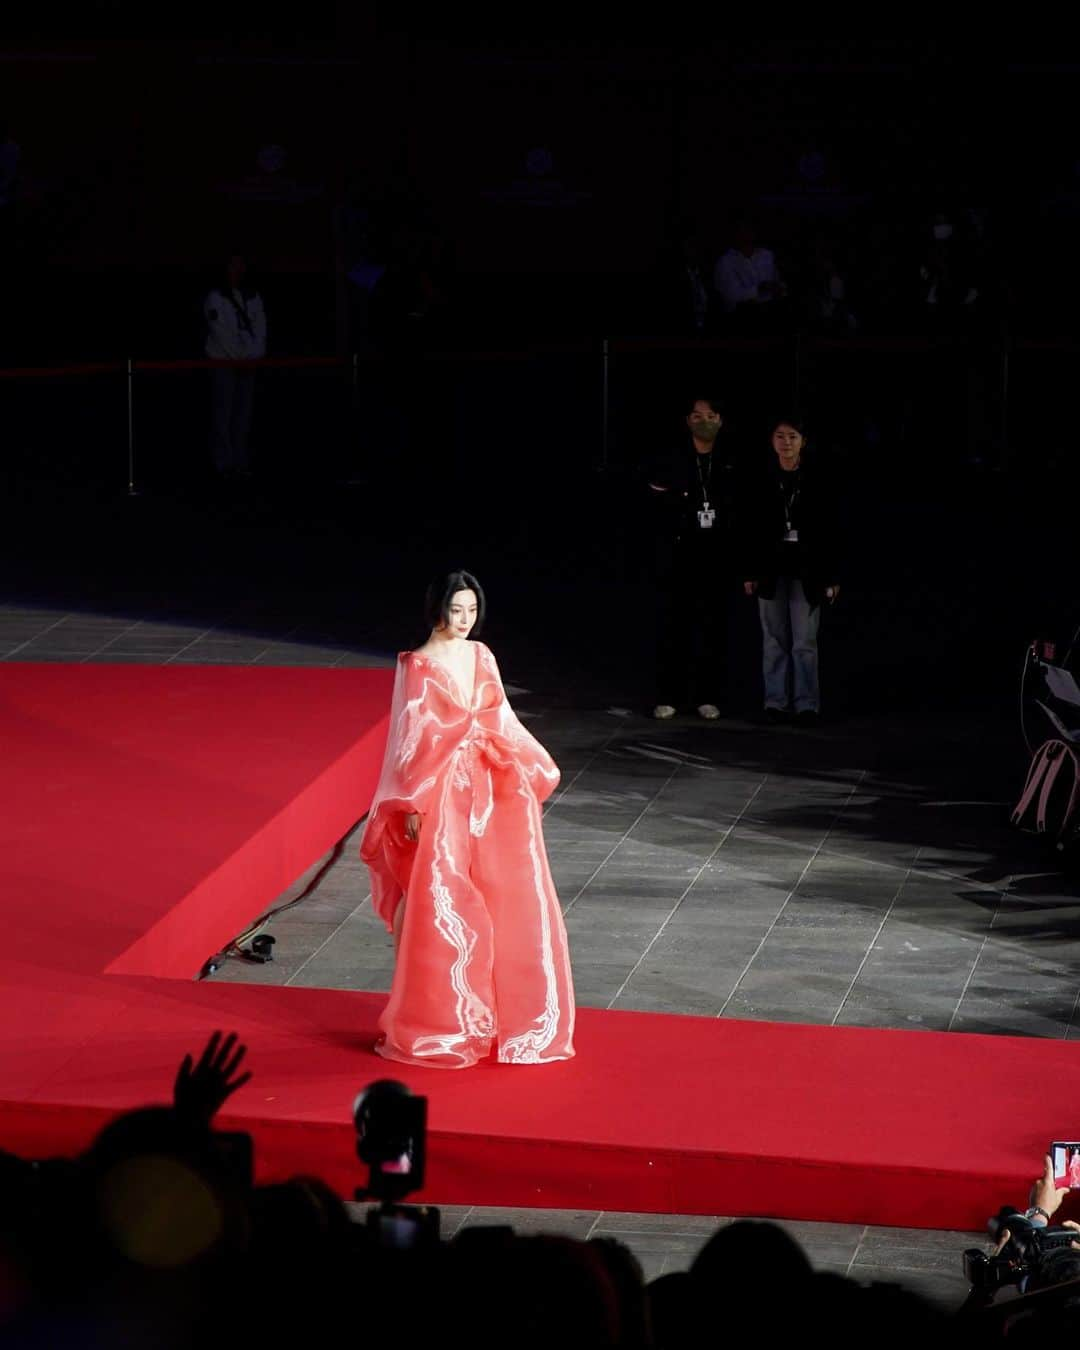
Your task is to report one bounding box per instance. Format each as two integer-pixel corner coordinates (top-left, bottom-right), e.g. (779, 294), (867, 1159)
(1029, 1153), (1066, 1220)
(173, 1030), (252, 1127)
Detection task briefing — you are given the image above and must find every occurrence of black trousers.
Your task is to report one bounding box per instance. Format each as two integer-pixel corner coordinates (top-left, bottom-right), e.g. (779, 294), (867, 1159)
(655, 546), (731, 708)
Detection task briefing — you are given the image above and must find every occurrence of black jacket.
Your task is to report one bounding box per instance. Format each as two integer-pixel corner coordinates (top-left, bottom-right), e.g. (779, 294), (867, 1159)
(647, 441), (737, 559)
(739, 451), (840, 607)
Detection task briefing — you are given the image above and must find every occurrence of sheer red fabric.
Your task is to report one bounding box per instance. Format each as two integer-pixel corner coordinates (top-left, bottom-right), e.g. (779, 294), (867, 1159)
(360, 642), (576, 1068)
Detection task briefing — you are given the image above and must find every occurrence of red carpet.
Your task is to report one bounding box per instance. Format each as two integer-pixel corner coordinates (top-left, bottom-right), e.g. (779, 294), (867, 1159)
(1, 663), (394, 978)
(0, 662), (1072, 1230)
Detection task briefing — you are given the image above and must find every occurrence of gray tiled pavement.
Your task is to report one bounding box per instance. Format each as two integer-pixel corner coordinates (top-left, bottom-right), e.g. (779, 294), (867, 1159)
(9, 601), (1073, 1309)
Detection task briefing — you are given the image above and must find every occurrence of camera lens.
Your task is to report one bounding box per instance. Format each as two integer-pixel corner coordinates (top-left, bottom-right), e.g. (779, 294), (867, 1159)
(353, 1079), (427, 1203)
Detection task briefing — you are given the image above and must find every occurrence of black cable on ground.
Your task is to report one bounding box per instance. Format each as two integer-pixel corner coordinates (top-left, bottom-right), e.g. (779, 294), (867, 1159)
(197, 830), (353, 979)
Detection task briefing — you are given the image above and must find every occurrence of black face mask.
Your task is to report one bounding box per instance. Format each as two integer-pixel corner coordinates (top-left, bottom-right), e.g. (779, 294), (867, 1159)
(691, 422), (720, 442)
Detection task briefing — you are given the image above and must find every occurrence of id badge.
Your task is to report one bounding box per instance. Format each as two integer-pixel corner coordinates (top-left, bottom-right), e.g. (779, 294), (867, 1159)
(698, 508), (716, 529)
(783, 527), (799, 542)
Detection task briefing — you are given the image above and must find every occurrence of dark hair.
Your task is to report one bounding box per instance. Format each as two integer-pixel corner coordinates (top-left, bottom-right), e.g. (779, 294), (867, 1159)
(216, 254), (258, 300)
(424, 569), (485, 635)
(730, 214), (758, 241)
(1028, 1246), (1080, 1293)
(684, 395), (724, 419)
(691, 1218), (812, 1297)
(770, 413), (808, 439)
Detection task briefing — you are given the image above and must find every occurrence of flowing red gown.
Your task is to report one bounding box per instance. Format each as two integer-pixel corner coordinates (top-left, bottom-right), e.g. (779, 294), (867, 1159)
(360, 641), (576, 1068)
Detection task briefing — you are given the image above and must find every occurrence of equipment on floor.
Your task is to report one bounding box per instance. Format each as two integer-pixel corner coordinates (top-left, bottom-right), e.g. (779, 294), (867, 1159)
(1013, 633), (1080, 864)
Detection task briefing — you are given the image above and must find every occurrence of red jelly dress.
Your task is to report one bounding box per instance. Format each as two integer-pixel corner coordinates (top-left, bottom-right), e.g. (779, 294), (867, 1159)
(360, 642), (576, 1068)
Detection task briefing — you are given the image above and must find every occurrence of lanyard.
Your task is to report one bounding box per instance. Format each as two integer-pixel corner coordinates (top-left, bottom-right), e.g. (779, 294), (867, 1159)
(231, 290), (255, 336)
(778, 474), (800, 532)
(695, 451), (713, 507)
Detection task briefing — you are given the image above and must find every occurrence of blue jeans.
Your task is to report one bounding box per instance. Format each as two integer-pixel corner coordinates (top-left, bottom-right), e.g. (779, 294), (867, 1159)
(758, 577), (821, 712)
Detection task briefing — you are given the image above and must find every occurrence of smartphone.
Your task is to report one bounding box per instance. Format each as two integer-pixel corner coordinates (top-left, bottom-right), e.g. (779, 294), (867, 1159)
(1050, 1141), (1080, 1187)
(366, 1202), (441, 1250)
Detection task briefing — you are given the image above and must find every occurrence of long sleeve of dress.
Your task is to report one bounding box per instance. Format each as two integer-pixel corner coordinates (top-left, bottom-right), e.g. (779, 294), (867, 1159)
(359, 646), (559, 931)
(359, 655), (451, 930)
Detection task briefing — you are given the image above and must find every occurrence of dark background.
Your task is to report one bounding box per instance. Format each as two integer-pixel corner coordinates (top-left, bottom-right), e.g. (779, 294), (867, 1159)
(1, 28), (1077, 728)
(7, 32), (1080, 354)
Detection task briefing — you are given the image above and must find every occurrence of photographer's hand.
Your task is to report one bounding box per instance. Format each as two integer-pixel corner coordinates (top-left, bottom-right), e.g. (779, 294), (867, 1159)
(1030, 1153), (1065, 1219)
(1061, 1220), (1080, 1250)
(173, 1030), (252, 1128)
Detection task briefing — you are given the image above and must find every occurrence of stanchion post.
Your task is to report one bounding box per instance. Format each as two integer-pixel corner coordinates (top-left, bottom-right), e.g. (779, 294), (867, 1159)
(1000, 339), (1010, 472)
(600, 336), (609, 470)
(126, 357), (138, 496)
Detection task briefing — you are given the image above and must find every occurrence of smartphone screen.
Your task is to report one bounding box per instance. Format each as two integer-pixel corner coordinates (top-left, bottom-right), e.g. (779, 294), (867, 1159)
(376, 1211), (423, 1250)
(1050, 1141), (1080, 1187)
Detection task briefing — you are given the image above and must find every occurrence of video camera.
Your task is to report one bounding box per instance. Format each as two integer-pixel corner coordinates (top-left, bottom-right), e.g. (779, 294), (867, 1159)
(353, 1078), (440, 1251)
(964, 1208), (1080, 1296)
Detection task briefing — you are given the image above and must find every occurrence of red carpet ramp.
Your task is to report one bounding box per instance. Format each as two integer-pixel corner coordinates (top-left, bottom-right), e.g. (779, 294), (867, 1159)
(0, 662), (1072, 1230)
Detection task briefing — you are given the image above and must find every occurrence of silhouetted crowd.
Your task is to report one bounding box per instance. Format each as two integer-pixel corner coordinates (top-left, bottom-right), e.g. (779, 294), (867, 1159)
(2, 1031), (1079, 1347)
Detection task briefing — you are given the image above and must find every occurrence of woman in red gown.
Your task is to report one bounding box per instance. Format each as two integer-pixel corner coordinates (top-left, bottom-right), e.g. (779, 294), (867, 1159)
(360, 571), (576, 1068)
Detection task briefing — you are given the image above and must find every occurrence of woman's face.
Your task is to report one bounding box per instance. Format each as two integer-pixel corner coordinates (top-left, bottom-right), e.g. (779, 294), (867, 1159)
(442, 589), (478, 639)
(772, 424), (804, 459)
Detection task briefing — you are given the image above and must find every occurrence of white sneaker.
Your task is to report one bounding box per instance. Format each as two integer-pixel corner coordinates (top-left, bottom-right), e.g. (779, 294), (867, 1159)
(652, 704), (676, 720)
(697, 703), (721, 720)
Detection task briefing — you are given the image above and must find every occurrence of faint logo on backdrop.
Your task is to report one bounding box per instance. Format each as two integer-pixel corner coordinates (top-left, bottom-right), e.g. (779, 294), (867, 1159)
(481, 147), (592, 209)
(218, 143), (324, 205)
(525, 147), (554, 178)
(759, 147), (868, 218)
(256, 143), (288, 175)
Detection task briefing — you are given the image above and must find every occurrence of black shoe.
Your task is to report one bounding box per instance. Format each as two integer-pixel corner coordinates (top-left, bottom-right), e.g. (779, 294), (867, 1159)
(764, 707), (789, 725)
(795, 709), (820, 727)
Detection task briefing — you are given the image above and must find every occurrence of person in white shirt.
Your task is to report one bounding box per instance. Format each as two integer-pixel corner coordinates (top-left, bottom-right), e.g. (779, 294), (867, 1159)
(204, 254), (267, 477)
(714, 224), (786, 327)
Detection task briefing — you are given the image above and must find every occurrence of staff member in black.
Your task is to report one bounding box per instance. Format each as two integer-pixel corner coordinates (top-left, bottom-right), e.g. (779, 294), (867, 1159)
(741, 415), (840, 724)
(647, 396), (736, 720)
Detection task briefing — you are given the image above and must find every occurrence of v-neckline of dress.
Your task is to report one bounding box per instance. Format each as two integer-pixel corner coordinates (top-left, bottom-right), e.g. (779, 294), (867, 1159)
(418, 643), (478, 709)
